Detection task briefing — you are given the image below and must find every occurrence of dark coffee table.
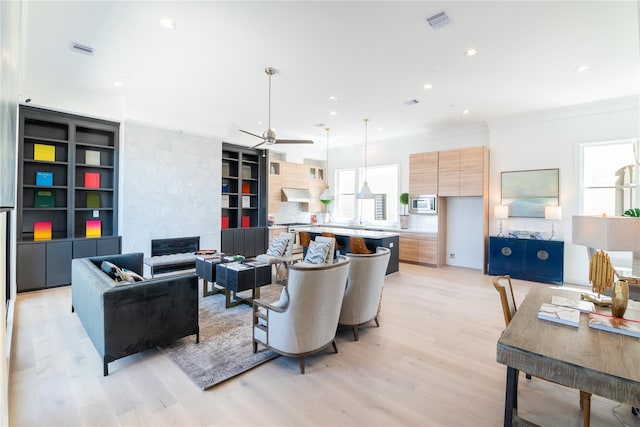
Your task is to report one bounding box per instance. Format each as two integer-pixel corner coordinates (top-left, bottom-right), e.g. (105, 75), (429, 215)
(215, 262), (271, 308)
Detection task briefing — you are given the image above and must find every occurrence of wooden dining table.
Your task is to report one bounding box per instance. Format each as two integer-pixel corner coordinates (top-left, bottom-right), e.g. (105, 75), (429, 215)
(496, 286), (640, 426)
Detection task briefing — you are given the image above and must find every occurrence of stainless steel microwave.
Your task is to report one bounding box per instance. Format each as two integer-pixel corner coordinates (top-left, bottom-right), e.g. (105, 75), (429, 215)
(409, 195), (437, 214)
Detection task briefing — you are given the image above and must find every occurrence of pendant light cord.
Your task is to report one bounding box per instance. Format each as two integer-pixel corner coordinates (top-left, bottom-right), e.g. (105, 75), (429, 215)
(363, 118), (369, 182)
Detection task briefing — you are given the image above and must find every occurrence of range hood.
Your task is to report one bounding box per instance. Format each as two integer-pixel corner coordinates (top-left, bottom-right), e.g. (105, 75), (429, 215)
(281, 187), (313, 203)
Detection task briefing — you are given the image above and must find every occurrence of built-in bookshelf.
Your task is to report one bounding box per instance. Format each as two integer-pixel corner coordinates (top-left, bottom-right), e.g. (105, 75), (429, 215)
(220, 143), (267, 257)
(16, 106), (121, 291)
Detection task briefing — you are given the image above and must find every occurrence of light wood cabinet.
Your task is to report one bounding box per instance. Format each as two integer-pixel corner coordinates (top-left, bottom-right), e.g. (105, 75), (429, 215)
(409, 152), (438, 195)
(307, 166), (326, 212)
(268, 160), (282, 212)
(399, 232), (437, 265)
(281, 161), (307, 189)
(437, 146), (487, 197)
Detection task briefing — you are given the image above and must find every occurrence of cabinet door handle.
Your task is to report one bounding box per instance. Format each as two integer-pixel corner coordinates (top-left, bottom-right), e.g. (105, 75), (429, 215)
(501, 247), (512, 256)
(537, 250), (549, 260)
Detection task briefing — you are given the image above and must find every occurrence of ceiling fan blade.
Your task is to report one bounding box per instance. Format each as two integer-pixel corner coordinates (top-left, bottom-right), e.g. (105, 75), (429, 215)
(239, 129), (265, 139)
(275, 139), (314, 144)
(251, 141), (267, 149)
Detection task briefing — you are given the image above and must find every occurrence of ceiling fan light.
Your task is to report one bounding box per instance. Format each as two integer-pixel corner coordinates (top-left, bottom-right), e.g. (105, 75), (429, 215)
(357, 182), (374, 199)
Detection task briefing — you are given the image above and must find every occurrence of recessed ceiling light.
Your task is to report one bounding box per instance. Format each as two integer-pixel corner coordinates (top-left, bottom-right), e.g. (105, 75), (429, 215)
(113, 81), (123, 87)
(160, 18), (177, 29)
(575, 65), (590, 73)
(464, 48), (477, 57)
(329, 96), (338, 101)
(423, 83), (433, 90)
(377, 127), (383, 132)
(257, 120), (263, 125)
(462, 109), (470, 115)
(329, 111), (337, 116)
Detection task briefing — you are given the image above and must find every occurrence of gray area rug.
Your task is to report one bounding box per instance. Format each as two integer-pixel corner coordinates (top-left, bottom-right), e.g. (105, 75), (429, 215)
(159, 284), (282, 390)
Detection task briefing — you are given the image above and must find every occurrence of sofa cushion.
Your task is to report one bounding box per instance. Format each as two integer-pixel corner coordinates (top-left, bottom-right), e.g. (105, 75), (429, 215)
(116, 269), (145, 284)
(304, 241), (331, 265)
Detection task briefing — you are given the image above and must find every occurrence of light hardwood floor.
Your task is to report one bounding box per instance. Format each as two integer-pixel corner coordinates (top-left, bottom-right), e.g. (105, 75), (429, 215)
(9, 263), (638, 426)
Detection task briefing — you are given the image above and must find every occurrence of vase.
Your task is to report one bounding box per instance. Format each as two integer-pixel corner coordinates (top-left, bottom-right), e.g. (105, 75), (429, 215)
(399, 215), (409, 229)
(611, 279), (629, 318)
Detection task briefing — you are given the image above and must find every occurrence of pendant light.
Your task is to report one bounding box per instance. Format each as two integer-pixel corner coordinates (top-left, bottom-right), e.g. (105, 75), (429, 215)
(357, 118), (374, 199)
(319, 127), (334, 201)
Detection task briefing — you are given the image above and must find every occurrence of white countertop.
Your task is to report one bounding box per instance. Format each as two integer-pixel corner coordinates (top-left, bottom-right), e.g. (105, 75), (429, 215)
(320, 223), (437, 235)
(295, 226), (400, 239)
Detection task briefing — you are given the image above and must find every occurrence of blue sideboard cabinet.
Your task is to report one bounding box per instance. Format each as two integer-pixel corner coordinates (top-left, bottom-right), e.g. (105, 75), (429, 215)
(488, 237), (564, 285)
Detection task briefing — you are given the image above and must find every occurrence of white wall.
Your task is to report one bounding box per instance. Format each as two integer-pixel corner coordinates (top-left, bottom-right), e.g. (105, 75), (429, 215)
(120, 121), (222, 259)
(488, 96), (640, 285)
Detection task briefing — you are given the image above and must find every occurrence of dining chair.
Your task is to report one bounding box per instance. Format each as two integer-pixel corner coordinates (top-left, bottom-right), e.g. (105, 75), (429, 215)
(492, 275), (592, 427)
(299, 231), (311, 257)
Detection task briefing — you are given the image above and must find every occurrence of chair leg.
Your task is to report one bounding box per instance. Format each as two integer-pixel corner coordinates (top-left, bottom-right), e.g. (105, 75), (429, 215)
(374, 316), (380, 327)
(352, 327), (359, 341)
(332, 339), (338, 353)
(525, 373), (532, 380)
(253, 340), (257, 353)
(299, 356), (305, 374)
(580, 391), (591, 427)
(103, 360), (109, 377)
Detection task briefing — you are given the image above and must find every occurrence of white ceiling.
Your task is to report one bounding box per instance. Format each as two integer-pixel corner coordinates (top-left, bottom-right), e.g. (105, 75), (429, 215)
(20, 1), (640, 158)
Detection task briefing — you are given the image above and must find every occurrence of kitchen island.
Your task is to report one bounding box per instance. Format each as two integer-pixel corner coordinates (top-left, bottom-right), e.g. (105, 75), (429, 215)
(296, 226), (399, 274)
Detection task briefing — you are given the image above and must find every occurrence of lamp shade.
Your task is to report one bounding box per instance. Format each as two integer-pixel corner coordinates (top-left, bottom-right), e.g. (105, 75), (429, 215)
(494, 205), (509, 219)
(357, 182), (374, 199)
(319, 186), (334, 201)
(545, 206), (562, 221)
(572, 215), (640, 251)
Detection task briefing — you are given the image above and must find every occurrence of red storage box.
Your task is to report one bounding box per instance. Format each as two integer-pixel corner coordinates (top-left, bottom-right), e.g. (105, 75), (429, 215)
(221, 216), (229, 229)
(241, 216), (250, 227)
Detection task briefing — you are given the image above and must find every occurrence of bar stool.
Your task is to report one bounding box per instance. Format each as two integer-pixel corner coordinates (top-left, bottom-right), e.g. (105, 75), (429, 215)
(299, 231), (311, 257)
(349, 236), (373, 254)
(322, 232), (345, 253)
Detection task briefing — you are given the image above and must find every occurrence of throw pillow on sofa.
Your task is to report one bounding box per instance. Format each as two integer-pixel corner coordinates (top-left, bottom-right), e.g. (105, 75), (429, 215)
(266, 236), (288, 257)
(101, 261), (144, 284)
(101, 261), (121, 279)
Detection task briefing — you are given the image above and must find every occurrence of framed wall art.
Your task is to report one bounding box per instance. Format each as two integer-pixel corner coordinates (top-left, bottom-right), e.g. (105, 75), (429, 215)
(501, 168), (559, 218)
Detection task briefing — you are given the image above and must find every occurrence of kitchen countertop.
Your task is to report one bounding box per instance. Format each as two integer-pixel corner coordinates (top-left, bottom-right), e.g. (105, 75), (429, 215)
(319, 223), (437, 234)
(295, 226), (400, 239)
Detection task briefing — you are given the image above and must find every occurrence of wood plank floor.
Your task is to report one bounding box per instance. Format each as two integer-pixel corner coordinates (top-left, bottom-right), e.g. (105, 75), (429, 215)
(9, 263), (638, 426)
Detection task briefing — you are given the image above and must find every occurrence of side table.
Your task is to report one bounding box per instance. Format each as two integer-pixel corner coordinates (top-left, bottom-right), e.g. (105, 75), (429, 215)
(215, 262), (271, 308)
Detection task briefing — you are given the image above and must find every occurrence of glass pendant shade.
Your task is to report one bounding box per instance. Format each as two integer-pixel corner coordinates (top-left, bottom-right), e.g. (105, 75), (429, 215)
(357, 118), (375, 199)
(320, 127), (334, 201)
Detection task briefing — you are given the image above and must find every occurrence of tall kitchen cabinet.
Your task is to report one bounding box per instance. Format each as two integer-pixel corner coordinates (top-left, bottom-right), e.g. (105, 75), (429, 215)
(437, 146), (488, 197)
(16, 106), (121, 292)
(220, 143), (267, 257)
(409, 152), (438, 196)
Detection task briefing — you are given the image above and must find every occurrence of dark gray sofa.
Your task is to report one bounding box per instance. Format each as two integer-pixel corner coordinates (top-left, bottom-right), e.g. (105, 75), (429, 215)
(71, 252), (199, 376)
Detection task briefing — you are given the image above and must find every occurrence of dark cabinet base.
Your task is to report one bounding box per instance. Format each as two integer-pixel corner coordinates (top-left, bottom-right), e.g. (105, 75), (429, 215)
(17, 236), (121, 292)
(221, 228), (267, 258)
(488, 237), (564, 285)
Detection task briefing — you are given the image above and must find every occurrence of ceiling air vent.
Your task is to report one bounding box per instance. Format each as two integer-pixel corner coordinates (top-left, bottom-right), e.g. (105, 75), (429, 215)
(426, 11), (450, 30)
(404, 99), (420, 106)
(71, 42), (94, 56)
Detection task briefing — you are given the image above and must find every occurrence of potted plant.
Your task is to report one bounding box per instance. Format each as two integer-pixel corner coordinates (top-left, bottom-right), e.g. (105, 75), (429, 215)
(399, 192), (409, 229)
(321, 199), (332, 224)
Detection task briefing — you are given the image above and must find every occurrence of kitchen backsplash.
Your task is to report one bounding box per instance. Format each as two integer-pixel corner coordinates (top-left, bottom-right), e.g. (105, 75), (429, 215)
(269, 202), (323, 225)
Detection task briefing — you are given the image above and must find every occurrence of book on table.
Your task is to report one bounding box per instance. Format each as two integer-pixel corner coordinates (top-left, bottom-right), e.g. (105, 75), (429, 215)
(537, 303), (581, 327)
(588, 312), (640, 338)
(551, 296), (595, 313)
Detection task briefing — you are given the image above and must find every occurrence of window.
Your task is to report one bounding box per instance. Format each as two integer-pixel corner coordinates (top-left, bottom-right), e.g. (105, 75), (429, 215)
(580, 139), (637, 216)
(579, 138), (639, 274)
(334, 164), (398, 224)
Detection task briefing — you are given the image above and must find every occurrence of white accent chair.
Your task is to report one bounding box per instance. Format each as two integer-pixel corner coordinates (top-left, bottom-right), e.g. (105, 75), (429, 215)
(256, 232), (296, 283)
(339, 247), (391, 340)
(252, 256), (350, 373)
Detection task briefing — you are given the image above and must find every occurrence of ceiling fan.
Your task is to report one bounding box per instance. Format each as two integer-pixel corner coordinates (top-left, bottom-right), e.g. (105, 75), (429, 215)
(240, 67), (314, 149)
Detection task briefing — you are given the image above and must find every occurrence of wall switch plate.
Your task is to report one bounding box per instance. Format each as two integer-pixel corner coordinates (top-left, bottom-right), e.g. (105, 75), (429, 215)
(450, 253), (456, 259)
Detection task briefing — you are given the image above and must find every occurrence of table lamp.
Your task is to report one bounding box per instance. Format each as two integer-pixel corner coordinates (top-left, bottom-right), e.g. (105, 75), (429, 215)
(494, 205), (509, 237)
(545, 206), (562, 240)
(572, 215), (640, 277)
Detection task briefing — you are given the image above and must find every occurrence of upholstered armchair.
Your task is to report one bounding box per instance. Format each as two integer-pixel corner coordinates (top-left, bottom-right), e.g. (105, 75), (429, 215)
(252, 256), (350, 373)
(339, 247), (391, 340)
(256, 232), (295, 282)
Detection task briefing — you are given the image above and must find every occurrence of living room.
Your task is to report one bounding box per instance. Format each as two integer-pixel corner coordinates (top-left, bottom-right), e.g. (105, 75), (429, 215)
(1, 1), (639, 426)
